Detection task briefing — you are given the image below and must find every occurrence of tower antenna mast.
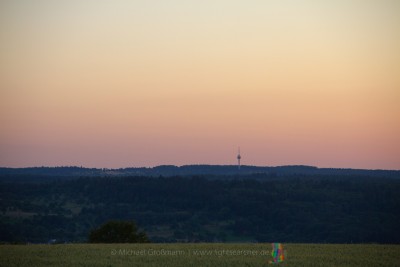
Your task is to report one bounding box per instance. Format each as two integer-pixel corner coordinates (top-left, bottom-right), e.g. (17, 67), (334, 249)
(237, 147), (241, 170)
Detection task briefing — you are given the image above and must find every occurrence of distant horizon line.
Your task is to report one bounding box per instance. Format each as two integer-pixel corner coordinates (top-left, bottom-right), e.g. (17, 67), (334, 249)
(0, 164), (399, 171)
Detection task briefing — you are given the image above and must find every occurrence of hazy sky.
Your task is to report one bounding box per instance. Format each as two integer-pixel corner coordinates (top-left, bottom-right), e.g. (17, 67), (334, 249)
(1, 0), (399, 169)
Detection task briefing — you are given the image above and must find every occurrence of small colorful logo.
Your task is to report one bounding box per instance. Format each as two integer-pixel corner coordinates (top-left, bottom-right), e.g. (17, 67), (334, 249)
(269, 243), (284, 264)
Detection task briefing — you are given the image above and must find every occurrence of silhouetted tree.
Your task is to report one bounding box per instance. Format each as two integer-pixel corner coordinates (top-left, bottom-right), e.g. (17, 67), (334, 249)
(88, 220), (149, 243)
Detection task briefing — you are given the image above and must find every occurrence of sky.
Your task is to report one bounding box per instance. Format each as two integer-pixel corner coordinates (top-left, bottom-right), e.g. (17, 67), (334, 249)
(1, 0), (399, 169)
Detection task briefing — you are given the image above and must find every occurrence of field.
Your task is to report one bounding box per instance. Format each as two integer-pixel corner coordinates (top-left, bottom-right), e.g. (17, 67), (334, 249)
(0, 243), (399, 267)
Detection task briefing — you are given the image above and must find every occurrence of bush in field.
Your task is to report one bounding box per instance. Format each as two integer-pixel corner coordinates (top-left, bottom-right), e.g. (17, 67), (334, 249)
(88, 220), (149, 243)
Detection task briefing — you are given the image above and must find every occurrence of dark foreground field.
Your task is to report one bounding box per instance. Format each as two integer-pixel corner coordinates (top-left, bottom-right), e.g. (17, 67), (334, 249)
(0, 243), (399, 267)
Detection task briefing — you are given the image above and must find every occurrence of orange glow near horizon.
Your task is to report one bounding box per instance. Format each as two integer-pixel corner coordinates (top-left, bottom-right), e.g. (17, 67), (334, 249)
(1, 1), (400, 169)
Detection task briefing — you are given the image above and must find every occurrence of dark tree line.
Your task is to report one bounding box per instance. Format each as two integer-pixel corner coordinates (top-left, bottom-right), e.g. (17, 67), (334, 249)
(0, 174), (399, 243)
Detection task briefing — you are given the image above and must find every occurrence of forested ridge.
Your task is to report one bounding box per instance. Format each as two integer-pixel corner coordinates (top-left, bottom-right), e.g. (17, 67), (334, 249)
(1, 174), (399, 244)
(1, 165), (399, 179)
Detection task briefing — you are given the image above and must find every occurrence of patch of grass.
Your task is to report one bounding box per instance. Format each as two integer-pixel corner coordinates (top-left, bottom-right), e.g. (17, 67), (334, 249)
(0, 243), (399, 267)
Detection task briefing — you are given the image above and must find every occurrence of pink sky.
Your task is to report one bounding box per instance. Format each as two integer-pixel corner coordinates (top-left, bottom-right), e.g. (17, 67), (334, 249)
(1, 1), (399, 169)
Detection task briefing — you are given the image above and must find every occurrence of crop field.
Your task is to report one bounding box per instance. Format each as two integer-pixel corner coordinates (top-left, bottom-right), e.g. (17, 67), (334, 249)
(0, 243), (399, 267)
